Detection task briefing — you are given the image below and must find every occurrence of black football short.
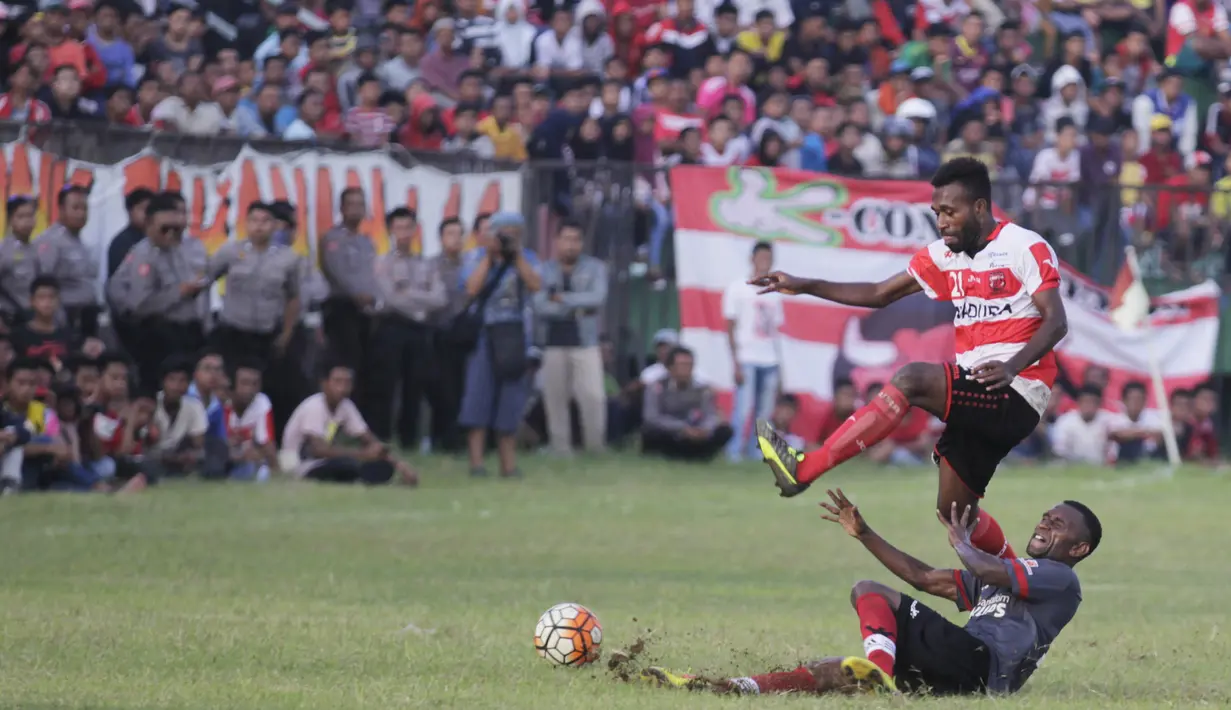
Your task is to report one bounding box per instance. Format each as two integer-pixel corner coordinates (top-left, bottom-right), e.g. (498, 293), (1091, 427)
(893, 594), (990, 696)
(932, 363), (1041, 497)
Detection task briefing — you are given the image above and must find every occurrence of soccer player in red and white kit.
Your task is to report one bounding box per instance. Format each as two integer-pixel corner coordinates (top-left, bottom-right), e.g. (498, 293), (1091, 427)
(754, 158), (1069, 561)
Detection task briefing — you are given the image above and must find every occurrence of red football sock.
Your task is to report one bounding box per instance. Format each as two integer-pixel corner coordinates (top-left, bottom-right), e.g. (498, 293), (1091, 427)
(726, 666), (816, 694)
(797, 385), (910, 484)
(855, 593), (897, 677)
(971, 511), (1016, 559)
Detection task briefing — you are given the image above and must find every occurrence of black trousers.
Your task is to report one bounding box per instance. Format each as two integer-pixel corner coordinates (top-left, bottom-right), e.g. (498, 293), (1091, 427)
(641, 424), (734, 462)
(65, 305), (101, 339)
(364, 318), (435, 446)
(322, 298), (372, 377)
(306, 457), (394, 485)
(427, 337), (469, 452)
(125, 317), (204, 391)
(210, 324), (307, 439)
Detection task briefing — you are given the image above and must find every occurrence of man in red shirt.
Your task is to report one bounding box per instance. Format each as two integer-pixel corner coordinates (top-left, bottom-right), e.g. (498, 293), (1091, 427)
(1155, 150), (1212, 230)
(0, 62), (52, 123)
(41, 1), (108, 92)
(1139, 114), (1185, 184)
(85, 354), (156, 487)
(815, 379), (857, 443)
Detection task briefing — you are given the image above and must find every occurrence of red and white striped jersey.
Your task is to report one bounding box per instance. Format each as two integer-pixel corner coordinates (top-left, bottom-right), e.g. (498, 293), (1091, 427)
(224, 393), (274, 447)
(906, 222), (1060, 415)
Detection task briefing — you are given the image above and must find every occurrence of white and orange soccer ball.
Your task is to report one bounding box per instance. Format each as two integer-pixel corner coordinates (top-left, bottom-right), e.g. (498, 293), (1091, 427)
(534, 603), (602, 667)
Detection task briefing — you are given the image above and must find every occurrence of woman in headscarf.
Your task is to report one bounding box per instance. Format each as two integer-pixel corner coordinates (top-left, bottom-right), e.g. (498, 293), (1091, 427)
(495, 0), (537, 72)
(602, 113), (635, 161)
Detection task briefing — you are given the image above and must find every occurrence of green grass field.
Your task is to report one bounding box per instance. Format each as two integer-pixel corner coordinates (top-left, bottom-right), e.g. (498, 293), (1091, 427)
(1, 456), (1228, 709)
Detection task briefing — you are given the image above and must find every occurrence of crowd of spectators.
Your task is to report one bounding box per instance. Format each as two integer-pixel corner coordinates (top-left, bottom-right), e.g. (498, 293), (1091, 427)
(1, 0), (1231, 281)
(1, 0), (1230, 491)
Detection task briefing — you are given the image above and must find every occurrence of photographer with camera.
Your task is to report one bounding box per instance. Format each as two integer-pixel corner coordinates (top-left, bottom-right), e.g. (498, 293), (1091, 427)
(456, 212), (541, 478)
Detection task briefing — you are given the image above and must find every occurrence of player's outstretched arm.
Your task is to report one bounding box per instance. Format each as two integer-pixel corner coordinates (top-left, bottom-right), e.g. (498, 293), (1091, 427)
(749, 271), (922, 309)
(820, 489), (959, 603)
(937, 503), (1014, 588)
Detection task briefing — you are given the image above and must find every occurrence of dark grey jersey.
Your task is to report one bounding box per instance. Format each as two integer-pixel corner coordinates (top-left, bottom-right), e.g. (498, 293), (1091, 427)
(954, 557), (1082, 693)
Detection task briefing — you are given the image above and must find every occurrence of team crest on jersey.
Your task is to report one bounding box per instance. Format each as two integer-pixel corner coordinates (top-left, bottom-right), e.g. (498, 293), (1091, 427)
(988, 271), (1006, 293)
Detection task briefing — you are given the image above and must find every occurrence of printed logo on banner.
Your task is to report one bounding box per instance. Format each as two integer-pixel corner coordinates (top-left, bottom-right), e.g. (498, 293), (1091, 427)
(830, 197), (939, 250)
(707, 167), (847, 246)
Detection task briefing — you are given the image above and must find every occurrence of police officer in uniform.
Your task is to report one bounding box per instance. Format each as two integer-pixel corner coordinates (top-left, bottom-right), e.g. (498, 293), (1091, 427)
(320, 187), (378, 381)
(428, 216), (470, 452)
(201, 202), (303, 422)
(107, 195), (206, 388)
(34, 185), (100, 337)
(0, 196), (39, 331)
(366, 207), (447, 445)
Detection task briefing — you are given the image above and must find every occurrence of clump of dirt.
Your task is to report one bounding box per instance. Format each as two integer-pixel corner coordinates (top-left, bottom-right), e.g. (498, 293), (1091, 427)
(606, 627), (654, 682)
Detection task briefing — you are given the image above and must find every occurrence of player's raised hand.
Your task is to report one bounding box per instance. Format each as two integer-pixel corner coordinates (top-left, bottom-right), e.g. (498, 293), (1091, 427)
(820, 488), (868, 538)
(970, 361), (1017, 390)
(936, 502), (975, 549)
(748, 271), (802, 295)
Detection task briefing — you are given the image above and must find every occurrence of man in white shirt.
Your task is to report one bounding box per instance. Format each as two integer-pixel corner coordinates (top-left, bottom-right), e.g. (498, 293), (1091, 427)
(150, 72), (227, 136)
(281, 361), (418, 485)
(1108, 380), (1164, 465)
(1050, 386), (1114, 464)
(150, 356), (224, 478)
(722, 240), (783, 461)
(533, 8), (585, 79)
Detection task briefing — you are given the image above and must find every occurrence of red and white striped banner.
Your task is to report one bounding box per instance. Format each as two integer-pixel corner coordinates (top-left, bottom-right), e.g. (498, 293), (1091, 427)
(670, 166), (1222, 438)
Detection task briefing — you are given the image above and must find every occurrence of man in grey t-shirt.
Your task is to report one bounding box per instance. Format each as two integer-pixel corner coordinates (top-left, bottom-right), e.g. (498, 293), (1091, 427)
(639, 491), (1098, 697)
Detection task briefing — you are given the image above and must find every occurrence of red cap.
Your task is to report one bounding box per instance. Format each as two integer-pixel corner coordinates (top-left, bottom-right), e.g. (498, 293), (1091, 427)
(67, 0), (94, 11)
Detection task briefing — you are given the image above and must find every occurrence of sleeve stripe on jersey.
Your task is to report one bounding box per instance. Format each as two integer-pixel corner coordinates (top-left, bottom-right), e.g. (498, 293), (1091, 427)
(1011, 558), (1031, 599)
(908, 250), (947, 300)
(953, 569), (972, 610)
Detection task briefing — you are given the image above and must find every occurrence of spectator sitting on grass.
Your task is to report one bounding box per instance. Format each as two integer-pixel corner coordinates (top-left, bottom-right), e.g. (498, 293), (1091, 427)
(84, 354), (154, 490)
(222, 359), (278, 482)
(0, 366), (33, 495)
(768, 393), (804, 450)
(188, 349), (227, 454)
(151, 355), (223, 479)
(641, 346), (733, 462)
(1050, 386), (1114, 464)
(5, 357), (61, 492)
(280, 361), (418, 486)
(1108, 380), (1163, 465)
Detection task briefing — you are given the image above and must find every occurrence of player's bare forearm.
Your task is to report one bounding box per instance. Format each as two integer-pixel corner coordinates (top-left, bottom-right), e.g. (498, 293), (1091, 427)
(952, 540), (1013, 587)
(797, 271), (922, 309)
(1005, 288), (1068, 375)
(857, 529), (959, 602)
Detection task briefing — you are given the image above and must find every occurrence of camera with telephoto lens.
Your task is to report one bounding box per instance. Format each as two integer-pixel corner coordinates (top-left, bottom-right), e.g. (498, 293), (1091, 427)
(497, 231), (517, 259)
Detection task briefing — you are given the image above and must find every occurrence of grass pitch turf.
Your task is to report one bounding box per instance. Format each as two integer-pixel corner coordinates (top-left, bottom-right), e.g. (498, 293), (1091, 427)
(1, 456), (1228, 709)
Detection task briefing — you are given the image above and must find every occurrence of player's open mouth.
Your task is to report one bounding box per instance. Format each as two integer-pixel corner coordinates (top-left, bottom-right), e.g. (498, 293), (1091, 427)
(1033, 533), (1047, 543)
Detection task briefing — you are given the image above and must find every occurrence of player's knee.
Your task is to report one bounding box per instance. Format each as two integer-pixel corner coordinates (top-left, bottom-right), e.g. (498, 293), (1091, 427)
(850, 580), (887, 608)
(889, 362), (938, 401)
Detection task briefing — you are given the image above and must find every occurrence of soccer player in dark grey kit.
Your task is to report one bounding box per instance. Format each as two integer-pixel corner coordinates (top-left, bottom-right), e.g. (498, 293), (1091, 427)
(641, 490), (1099, 696)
